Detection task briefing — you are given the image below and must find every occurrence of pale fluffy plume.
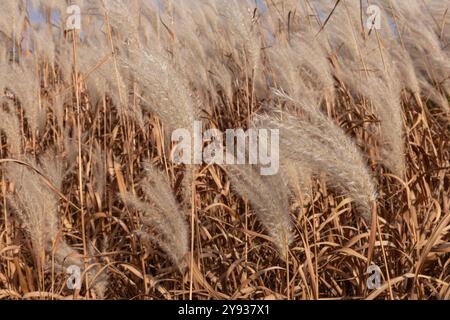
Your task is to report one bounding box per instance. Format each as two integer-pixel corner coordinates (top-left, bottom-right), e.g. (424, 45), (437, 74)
(267, 34), (335, 107)
(221, 0), (261, 75)
(6, 152), (108, 297)
(344, 72), (406, 177)
(6, 155), (62, 268)
(123, 48), (195, 132)
(0, 1), (27, 40)
(0, 60), (46, 134)
(122, 162), (189, 270)
(0, 103), (22, 155)
(259, 92), (377, 223)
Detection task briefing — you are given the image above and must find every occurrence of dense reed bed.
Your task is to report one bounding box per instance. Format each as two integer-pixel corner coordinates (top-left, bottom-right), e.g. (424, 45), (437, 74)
(0, 0), (449, 300)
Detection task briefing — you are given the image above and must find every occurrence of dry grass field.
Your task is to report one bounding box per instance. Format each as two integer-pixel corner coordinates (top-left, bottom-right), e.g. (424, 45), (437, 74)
(0, 0), (449, 300)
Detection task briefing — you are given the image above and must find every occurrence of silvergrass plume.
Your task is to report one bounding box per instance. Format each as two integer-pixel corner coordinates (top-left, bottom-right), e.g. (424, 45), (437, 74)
(5, 152), (108, 297)
(258, 91), (377, 223)
(122, 161), (189, 270)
